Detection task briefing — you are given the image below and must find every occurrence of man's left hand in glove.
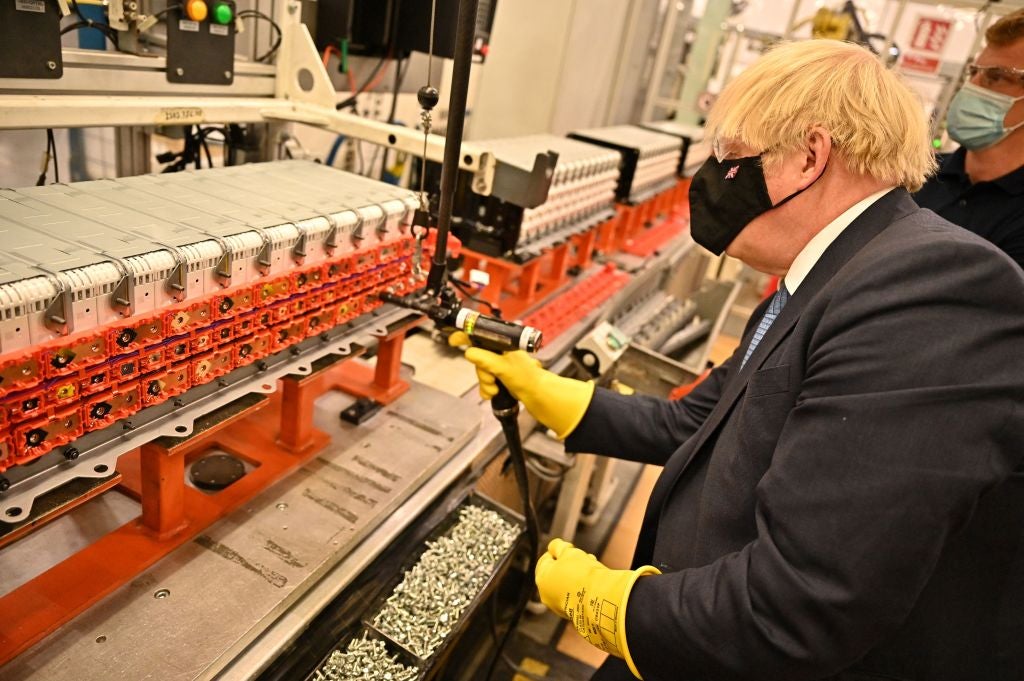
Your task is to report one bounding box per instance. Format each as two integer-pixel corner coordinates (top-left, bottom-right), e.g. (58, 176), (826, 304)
(535, 538), (660, 679)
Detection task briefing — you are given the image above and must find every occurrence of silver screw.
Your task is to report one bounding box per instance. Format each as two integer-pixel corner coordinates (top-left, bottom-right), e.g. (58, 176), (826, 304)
(176, 67), (184, 76)
(224, 70), (232, 79)
(154, 588), (170, 599)
(370, 505), (519, 659)
(46, 61), (57, 71)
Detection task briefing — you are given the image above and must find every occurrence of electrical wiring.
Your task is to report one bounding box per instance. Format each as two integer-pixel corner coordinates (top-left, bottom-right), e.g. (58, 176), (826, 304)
(59, 20), (120, 48)
(64, 0), (120, 48)
(36, 129), (57, 186)
(323, 46), (358, 100)
(450, 277), (502, 317)
(159, 126), (231, 172)
(525, 454), (570, 482)
(236, 10), (282, 63)
(326, 135), (347, 167)
(322, 45), (339, 67)
(335, 56), (390, 110)
(49, 130), (59, 184)
(379, 57), (410, 181)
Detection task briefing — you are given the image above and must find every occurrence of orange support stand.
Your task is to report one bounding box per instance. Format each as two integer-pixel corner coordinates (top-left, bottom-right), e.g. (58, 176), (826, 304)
(0, 324), (418, 666)
(275, 325), (416, 456)
(594, 212), (624, 254)
(569, 227), (599, 271)
(139, 440), (188, 540)
(331, 330), (412, 405)
(459, 244), (581, 321)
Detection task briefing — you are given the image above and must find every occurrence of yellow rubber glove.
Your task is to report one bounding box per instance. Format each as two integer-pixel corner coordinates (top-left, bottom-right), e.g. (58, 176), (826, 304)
(448, 331), (594, 440)
(536, 539), (660, 679)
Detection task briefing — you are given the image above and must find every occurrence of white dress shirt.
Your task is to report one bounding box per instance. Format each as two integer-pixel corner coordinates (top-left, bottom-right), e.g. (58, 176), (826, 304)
(784, 187), (895, 293)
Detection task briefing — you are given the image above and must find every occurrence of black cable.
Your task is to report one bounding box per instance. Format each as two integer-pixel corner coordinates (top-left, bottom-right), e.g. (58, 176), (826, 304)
(335, 56), (389, 110)
(36, 132), (50, 186)
(236, 10), (282, 63)
(59, 20), (120, 48)
(487, 595), (547, 681)
(485, 396), (541, 681)
(201, 137), (213, 168)
(190, 127), (201, 169)
(379, 57), (409, 181)
(64, 0), (120, 48)
(48, 129), (59, 184)
(450, 277), (502, 317)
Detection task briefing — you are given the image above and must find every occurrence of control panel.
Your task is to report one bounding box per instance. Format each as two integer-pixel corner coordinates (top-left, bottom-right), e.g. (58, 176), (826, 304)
(166, 0), (237, 85)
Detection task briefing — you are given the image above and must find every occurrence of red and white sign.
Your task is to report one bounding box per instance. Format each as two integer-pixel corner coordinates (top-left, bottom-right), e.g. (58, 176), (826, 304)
(900, 53), (942, 74)
(910, 17), (952, 54)
(900, 15), (953, 75)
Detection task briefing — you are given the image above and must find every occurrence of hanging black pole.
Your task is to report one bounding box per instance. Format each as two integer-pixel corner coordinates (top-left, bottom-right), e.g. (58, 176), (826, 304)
(425, 0), (480, 294)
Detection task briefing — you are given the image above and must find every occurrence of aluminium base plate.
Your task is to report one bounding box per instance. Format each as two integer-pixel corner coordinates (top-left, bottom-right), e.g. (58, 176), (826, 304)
(0, 380), (480, 681)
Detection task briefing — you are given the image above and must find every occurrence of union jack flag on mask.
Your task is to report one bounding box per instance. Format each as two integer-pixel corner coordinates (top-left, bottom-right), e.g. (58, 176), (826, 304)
(724, 165), (740, 179)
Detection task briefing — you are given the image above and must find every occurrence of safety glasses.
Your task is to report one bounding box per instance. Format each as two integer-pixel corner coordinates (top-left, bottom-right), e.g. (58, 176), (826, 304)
(967, 63), (1024, 92)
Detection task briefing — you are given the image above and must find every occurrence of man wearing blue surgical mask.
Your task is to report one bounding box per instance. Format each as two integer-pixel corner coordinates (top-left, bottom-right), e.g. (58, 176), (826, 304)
(915, 9), (1024, 269)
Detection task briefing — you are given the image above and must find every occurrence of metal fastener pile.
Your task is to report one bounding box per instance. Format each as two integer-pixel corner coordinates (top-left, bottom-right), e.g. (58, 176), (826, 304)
(371, 504), (520, 659)
(312, 635), (418, 681)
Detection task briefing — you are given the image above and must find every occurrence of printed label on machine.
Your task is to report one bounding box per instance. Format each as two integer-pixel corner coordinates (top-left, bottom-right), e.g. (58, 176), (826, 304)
(156, 107), (205, 125)
(178, 19), (200, 32)
(210, 24), (229, 36)
(14, 0), (46, 12)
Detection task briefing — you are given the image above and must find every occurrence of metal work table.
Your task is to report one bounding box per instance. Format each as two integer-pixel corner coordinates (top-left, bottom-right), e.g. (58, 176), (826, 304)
(0, 372), (501, 681)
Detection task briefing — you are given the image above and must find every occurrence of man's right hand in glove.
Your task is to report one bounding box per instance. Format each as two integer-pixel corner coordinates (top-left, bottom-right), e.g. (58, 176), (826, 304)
(449, 331), (594, 440)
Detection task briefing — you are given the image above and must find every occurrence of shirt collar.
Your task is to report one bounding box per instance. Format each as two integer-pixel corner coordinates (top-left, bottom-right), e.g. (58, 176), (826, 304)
(937, 147), (967, 181)
(784, 187), (895, 293)
(940, 146), (1024, 195)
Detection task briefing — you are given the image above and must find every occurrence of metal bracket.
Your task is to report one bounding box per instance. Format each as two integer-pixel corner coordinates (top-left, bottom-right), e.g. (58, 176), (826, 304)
(31, 264), (75, 335)
(292, 222), (308, 262)
(107, 256), (136, 316)
(254, 228), (273, 275)
(200, 233), (234, 287)
(489, 150), (558, 208)
(41, 276), (74, 336)
(151, 241), (190, 302)
(330, 215), (362, 251)
(324, 214), (339, 253)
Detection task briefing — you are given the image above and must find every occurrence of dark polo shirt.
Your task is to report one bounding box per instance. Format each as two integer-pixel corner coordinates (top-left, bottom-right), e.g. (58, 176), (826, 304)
(914, 147), (1024, 269)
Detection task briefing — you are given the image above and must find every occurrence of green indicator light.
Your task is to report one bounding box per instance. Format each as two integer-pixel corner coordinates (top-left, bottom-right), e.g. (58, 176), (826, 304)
(213, 2), (233, 24)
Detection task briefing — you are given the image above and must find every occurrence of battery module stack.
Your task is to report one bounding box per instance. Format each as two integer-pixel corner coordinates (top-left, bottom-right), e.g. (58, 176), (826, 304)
(0, 161), (421, 471)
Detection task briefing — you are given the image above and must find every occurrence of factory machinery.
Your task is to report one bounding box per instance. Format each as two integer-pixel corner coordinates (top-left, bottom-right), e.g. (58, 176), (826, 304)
(443, 124), (694, 347)
(0, 147), (705, 681)
(0, 3), (715, 679)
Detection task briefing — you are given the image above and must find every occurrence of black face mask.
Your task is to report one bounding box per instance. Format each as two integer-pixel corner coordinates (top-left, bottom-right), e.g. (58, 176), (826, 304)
(688, 153), (826, 255)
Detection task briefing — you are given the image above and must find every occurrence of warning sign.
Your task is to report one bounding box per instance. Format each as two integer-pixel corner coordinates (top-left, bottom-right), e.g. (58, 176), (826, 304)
(910, 17), (952, 54)
(900, 15), (953, 75)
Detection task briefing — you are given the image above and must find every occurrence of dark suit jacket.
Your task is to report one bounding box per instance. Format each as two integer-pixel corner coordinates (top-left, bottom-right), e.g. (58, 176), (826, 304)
(566, 190), (1024, 681)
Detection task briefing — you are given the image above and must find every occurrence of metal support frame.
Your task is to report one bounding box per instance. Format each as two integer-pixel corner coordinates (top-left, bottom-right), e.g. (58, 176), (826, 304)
(114, 127), (152, 177)
(0, 5), (500, 196)
(640, 0), (685, 121)
(674, 0), (734, 126)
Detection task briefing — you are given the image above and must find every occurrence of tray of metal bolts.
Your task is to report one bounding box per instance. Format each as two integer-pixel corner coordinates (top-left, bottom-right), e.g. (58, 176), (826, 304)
(363, 493), (524, 673)
(308, 627), (421, 681)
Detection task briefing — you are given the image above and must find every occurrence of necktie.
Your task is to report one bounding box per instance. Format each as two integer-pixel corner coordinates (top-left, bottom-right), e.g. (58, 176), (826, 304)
(741, 283), (790, 369)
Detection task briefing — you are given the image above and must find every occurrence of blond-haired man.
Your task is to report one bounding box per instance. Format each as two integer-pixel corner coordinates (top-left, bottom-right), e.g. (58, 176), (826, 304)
(915, 9), (1024, 268)
(454, 40), (1024, 680)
